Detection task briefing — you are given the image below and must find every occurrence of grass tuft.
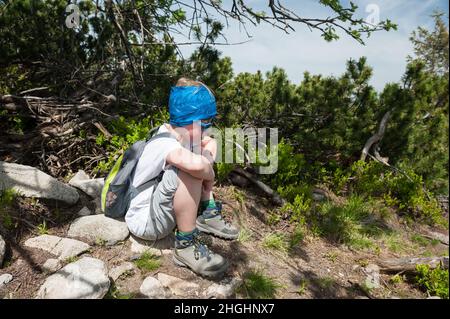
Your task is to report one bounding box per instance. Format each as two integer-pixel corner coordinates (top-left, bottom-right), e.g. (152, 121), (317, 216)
(239, 269), (280, 299)
(262, 233), (288, 253)
(133, 252), (161, 272)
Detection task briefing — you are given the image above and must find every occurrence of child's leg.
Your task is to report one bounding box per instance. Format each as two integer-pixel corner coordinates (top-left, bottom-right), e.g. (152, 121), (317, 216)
(172, 169), (202, 232)
(172, 169), (228, 278)
(201, 183), (214, 201)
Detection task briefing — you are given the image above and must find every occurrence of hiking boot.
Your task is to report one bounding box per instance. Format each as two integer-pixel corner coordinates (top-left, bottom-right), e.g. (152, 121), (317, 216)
(173, 231), (229, 278)
(196, 205), (239, 240)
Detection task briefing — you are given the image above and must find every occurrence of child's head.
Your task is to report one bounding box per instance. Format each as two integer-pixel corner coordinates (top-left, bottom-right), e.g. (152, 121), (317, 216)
(169, 77), (216, 141)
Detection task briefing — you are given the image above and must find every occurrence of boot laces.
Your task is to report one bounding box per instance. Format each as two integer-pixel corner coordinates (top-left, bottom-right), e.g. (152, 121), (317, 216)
(192, 233), (212, 260)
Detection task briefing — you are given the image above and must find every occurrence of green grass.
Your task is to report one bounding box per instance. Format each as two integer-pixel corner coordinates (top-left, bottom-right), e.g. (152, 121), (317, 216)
(239, 269), (280, 299)
(36, 220), (49, 235)
(262, 233), (288, 253)
(133, 252), (161, 272)
(237, 227), (252, 243)
(314, 276), (336, 290)
(289, 226), (305, 249)
(95, 238), (108, 246)
(324, 251), (339, 263)
(382, 233), (411, 254)
(314, 195), (377, 249)
(296, 279), (308, 296)
(411, 234), (431, 246)
(0, 188), (18, 229)
(0, 188), (18, 207)
(105, 283), (135, 299)
(389, 274), (404, 285)
(64, 256), (79, 264)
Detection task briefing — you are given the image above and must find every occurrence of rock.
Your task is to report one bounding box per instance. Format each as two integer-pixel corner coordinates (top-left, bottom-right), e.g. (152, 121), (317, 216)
(427, 296), (441, 299)
(0, 234), (5, 266)
(68, 214), (129, 245)
(68, 170), (91, 183)
(42, 258), (62, 273)
(312, 192), (326, 201)
(77, 206), (92, 217)
(0, 273), (13, 287)
(139, 276), (170, 299)
(69, 178), (104, 199)
(204, 277), (242, 298)
(36, 257), (110, 299)
(109, 262), (135, 281)
(157, 273), (200, 297)
(0, 161), (79, 204)
(425, 230), (449, 245)
(364, 264), (380, 289)
(24, 235), (90, 260)
(91, 197), (103, 214)
(129, 236), (172, 256)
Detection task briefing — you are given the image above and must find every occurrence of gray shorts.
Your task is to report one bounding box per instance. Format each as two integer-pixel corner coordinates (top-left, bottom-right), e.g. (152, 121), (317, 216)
(139, 166), (179, 241)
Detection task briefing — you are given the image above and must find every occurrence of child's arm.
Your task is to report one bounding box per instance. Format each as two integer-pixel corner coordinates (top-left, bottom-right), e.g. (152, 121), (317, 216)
(166, 147), (215, 181)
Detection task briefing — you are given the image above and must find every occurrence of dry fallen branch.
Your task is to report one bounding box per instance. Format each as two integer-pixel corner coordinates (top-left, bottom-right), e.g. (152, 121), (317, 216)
(378, 256), (449, 273)
(231, 166), (285, 206)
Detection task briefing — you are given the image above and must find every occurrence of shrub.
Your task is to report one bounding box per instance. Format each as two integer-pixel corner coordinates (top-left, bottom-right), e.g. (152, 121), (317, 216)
(415, 264), (449, 299)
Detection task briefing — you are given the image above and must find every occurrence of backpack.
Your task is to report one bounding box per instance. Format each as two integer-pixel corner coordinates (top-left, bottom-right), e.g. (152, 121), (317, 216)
(100, 126), (174, 218)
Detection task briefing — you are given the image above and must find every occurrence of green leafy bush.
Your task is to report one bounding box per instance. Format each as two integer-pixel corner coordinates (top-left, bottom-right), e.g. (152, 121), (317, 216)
(93, 114), (168, 175)
(415, 264), (449, 299)
(351, 160), (446, 226)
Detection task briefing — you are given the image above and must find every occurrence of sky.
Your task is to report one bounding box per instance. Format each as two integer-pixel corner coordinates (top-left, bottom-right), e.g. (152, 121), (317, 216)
(174, 0), (449, 91)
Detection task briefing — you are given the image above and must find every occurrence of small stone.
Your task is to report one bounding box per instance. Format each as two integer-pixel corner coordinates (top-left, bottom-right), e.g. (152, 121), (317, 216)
(129, 236), (162, 256)
(204, 278), (242, 298)
(427, 296), (441, 299)
(139, 276), (170, 299)
(0, 234), (5, 266)
(24, 235), (90, 260)
(36, 257), (110, 299)
(77, 206), (92, 217)
(364, 264), (380, 289)
(157, 273), (200, 297)
(68, 170), (90, 184)
(42, 258), (62, 273)
(70, 178), (104, 198)
(312, 192), (326, 201)
(67, 214), (129, 246)
(0, 273), (13, 286)
(109, 262), (135, 282)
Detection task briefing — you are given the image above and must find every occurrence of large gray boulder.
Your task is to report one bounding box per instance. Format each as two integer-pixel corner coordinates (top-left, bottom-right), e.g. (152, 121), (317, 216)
(0, 161), (79, 204)
(0, 234), (5, 266)
(68, 214), (129, 245)
(24, 235), (90, 261)
(36, 257), (110, 299)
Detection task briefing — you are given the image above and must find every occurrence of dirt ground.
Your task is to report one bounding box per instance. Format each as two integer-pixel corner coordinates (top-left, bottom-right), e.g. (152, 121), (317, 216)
(0, 183), (448, 299)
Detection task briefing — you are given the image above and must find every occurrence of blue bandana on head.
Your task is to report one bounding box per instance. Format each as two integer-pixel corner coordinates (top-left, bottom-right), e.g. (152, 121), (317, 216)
(169, 85), (217, 127)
